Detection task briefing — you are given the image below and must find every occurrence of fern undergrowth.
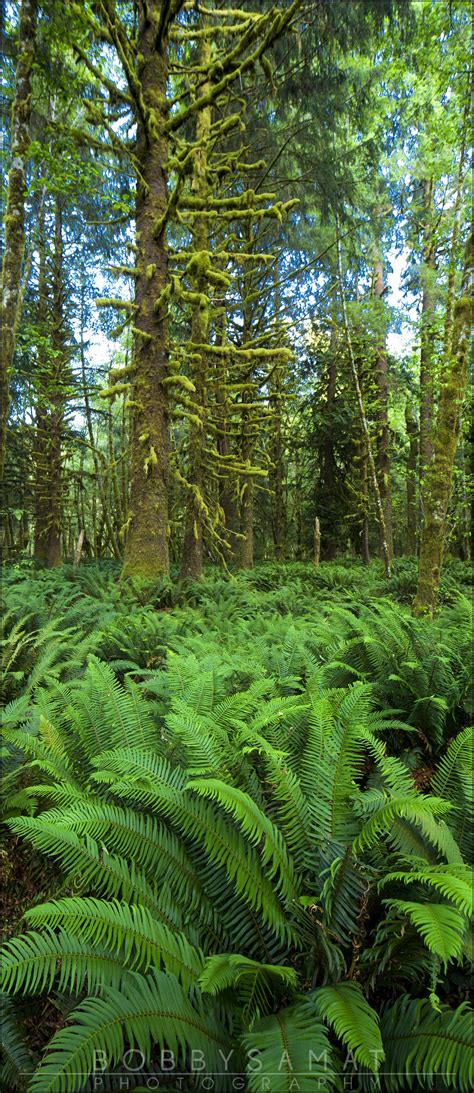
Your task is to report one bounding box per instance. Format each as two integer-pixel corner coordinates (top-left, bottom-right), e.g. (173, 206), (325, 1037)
(1, 561), (472, 1092)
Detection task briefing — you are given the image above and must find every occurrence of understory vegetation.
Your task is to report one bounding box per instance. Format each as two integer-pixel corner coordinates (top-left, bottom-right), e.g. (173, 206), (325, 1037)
(1, 560), (472, 1092)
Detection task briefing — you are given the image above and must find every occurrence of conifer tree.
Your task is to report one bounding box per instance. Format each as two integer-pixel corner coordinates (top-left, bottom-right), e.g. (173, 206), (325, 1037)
(1, 0), (37, 480)
(413, 230), (473, 614)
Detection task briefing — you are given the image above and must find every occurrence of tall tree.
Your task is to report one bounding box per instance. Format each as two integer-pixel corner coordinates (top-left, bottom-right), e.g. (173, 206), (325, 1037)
(1, 0), (37, 480)
(372, 208), (394, 560)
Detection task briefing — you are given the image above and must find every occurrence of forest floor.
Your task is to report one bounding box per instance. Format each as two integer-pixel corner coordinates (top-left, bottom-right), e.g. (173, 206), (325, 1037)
(1, 557), (472, 1090)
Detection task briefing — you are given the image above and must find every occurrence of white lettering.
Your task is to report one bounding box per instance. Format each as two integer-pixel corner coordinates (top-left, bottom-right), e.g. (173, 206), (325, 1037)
(309, 1050), (328, 1071)
(247, 1049), (262, 1073)
(279, 1051), (293, 1072)
(123, 1049), (145, 1072)
(219, 1049), (234, 1071)
(93, 1050), (108, 1073)
(191, 1050), (206, 1072)
(161, 1049), (175, 1071)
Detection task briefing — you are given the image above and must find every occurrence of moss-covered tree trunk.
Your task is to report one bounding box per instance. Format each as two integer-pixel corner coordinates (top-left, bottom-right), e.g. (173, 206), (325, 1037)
(413, 230), (473, 615)
(1, 0), (37, 480)
(270, 359), (286, 560)
(215, 311), (237, 558)
(239, 397), (255, 569)
(373, 241), (393, 560)
(419, 178), (436, 484)
(34, 196), (65, 567)
(45, 198), (65, 568)
(405, 401), (418, 555)
(180, 45), (211, 580)
(361, 437), (370, 565)
(122, 1), (170, 580)
(34, 195), (50, 564)
(320, 314), (338, 560)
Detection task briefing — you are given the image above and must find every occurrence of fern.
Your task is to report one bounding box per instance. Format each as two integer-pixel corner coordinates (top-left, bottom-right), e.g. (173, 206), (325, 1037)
(380, 995), (473, 1091)
(244, 999), (337, 1091)
(1, 563), (471, 1091)
(313, 980), (384, 1073)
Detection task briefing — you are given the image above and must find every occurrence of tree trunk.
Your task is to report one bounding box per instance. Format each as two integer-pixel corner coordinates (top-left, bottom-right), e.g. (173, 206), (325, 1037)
(46, 198), (65, 568)
(0, 0), (37, 480)
(361, 439), (370, 565)
(270, 360), (286, 561)
(419, 178), (436, 485)
(215, 311), (237, 557)
(405, 401), (418, 555)
(372, 239), (393, 560)
(413, 231), (473, 615)
(239, 413), (255, 569)
(180, 40), (211, 580)
(336, 224), (391, 578)
(313, 516), (321, 567)
(122, 2), (170, 580)
(320, 319), (338, 560)
(34, 196), (51, 564)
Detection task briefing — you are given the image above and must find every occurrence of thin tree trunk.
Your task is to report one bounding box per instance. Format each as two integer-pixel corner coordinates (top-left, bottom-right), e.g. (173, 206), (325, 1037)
(442, 101), (469, 363)
(46, 198), (64, 568)
(313, 516), (321, 566)
(419, 178), (436, 485)
(34, 195), (50, 564)
(0, 0), (37, 479)
(336, 225), (391, 578)
(180, 39), (211, 580)
(405, 401), (418, 555)
(413, 231), (473, 615)
(372, 235), (393, 560)
(239, 411), (255, 569)
(270, 359), (286, 560)
(319, 310), (338, 560)
(361, 438), (370, 565)
(215, 309), (237, 557)
(122, 1), (170, 580)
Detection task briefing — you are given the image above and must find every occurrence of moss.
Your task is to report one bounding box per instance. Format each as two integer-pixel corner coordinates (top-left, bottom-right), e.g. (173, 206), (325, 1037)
(144, 445), (158, 476)
(96, 297), (137, 311)
(162, 375), (196, 392)
(146, 264), (156, 279)
(99, 383), (129, 400)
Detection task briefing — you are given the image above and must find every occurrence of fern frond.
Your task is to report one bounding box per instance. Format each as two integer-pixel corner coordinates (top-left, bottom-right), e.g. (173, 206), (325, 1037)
(28, 969), (229, 1093)
(383, 900), (466, 967)
(187, 778), (298, 900)
(379, 863), (473, 915)
(380, 996), (473, 1091)
(22, 897), (204, 987)
(244, 998), (337, 1092)
(1, 929), (126, 995)
(313, 980), (384, 1073)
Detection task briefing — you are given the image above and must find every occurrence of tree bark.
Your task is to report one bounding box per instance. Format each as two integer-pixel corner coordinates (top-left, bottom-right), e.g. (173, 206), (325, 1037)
(239, 410), (255, 568)
(320, 318), (338, 560)
(313, 516), (321, 567)
(413, 230), (473, 615)
(46, 198), (65, 568)
(180, 39), (211, 580)
(419, 178), (436, 485)
(405, 401), (418, 555)
(372, 235), (393, 560)
(270, 359), (287, 561)
(336, 224), (391, 578)
(0, 0), (37, 480)
(360, 438), (370, 565)
(122, 1), (170, 580)
(34, 194), (51, 564)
